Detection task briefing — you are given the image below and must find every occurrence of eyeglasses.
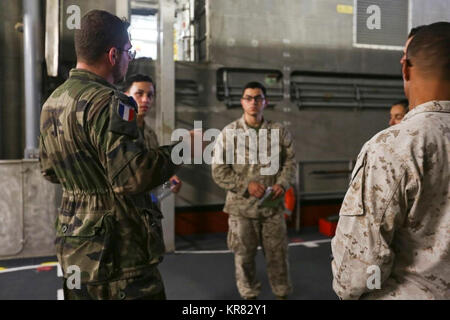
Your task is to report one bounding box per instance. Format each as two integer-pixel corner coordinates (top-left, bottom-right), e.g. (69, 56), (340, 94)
(241, 95), (265, 103)
(119, 47), (136, 60)
(108, 47), (136, 60)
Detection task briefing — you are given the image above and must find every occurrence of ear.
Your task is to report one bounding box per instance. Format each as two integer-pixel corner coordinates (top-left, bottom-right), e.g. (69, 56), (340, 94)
(107, 47), (118, 66)
(402, 60), (410, 82)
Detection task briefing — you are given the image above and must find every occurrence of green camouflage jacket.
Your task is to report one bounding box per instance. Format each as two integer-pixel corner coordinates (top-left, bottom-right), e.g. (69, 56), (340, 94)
(141, 117), (160, 150)
(39, 69), (178, 299)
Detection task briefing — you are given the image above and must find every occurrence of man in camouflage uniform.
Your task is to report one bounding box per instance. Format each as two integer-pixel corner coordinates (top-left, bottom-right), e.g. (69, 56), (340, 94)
(331, 22), (450, 299)
(39, 10), (182, 300)
(212, 82), (296, 299)
(124, 74), (182, 193)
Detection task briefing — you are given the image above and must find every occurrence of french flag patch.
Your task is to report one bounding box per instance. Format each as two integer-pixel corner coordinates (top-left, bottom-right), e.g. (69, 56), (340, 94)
(118, 103), (135, 122)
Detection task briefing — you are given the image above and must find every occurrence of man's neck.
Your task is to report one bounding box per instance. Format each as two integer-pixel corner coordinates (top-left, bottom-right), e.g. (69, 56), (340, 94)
(137, 114), (145, 128)
(244, 113), (263, 128)
(76, 62), (114, 84)
(408, 79), (450, 110)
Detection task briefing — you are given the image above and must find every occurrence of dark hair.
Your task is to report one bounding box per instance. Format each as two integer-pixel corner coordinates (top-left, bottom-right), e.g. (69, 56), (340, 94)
(406, 22), (450, 81)
(75, 10), (130, 64)
(123, 74), (155, 92)
(391, 99), (409, 112)
(242, 82), (267, 96)
(408, 25), (425, 38)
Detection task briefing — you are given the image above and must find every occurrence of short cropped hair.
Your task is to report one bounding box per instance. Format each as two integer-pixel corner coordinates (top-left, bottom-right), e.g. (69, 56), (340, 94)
(242, 82), (267, 96)
(406, 22), (450, 81)
(408, 25), (425, 38)
(391, 99), (409, 112)
(75, 10), (130, 64)
(123, 74), (155, 92)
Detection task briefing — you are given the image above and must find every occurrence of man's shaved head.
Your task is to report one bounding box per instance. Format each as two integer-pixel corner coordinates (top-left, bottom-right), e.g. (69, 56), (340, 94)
(407, 25), (424, 38)
(406, 22), (450, 81)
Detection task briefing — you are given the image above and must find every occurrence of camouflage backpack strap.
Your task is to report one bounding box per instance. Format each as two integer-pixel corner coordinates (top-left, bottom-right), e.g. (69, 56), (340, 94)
(109, 91), (139, 139)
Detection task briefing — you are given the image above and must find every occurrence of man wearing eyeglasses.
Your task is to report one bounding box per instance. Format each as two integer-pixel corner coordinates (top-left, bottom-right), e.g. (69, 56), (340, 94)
(212, 82), (296, 300)
(39, 10), (185, 300)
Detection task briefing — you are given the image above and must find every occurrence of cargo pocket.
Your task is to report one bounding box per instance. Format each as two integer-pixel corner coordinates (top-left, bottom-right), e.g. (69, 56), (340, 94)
(141, 208), (165, 265)
(56, 211), (117, 283)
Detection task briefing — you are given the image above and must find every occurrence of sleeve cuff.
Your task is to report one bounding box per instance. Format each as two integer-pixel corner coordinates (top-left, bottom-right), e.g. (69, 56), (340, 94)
(277, 180), (290, 191)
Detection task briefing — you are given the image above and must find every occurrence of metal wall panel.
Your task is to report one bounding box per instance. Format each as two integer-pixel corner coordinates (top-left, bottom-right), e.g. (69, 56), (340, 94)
(21, 160), (59, 259)
(411, 0), (450, 27)
(0, 162), (24, 256)
(0, 160), (59, 260)
(206, 0), (401, 74)
(355, 0), (408, 48)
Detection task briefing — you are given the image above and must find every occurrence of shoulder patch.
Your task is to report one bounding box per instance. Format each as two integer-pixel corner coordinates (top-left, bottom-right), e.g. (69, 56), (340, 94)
(118, 102), (136, 122)
(109, 93), (139, 138)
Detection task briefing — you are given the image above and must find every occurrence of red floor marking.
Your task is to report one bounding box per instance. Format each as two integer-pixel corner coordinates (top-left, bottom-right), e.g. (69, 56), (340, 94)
(36, 266), (54, 272)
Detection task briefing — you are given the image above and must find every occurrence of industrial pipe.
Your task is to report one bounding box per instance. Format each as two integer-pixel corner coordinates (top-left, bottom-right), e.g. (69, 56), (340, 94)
(23, 0), (41, 159)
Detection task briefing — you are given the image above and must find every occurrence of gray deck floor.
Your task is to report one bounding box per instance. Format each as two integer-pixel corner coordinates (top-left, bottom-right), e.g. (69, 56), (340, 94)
(0, 227), (338, 300)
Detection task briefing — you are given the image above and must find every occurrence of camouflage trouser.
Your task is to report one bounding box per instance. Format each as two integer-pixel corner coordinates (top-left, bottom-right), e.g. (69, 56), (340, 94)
(227, 213), (292, 298)
(63, 266), (166, 300)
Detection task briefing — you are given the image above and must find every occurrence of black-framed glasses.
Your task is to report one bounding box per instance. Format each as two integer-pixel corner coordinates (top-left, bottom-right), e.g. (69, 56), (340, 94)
(241, 95), (265, 103)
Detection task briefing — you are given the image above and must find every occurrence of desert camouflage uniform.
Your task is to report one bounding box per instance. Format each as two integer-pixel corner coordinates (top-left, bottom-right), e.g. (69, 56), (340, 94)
(331, 100), (450, 300)
(39, 69), (179, 300)
(212, 115), (296, 298)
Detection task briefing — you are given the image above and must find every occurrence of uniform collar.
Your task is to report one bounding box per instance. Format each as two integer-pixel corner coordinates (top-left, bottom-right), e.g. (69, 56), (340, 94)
(403, 100), (450, 122)
(239, 114), (268, 130)
(69, 68), (116, 90)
